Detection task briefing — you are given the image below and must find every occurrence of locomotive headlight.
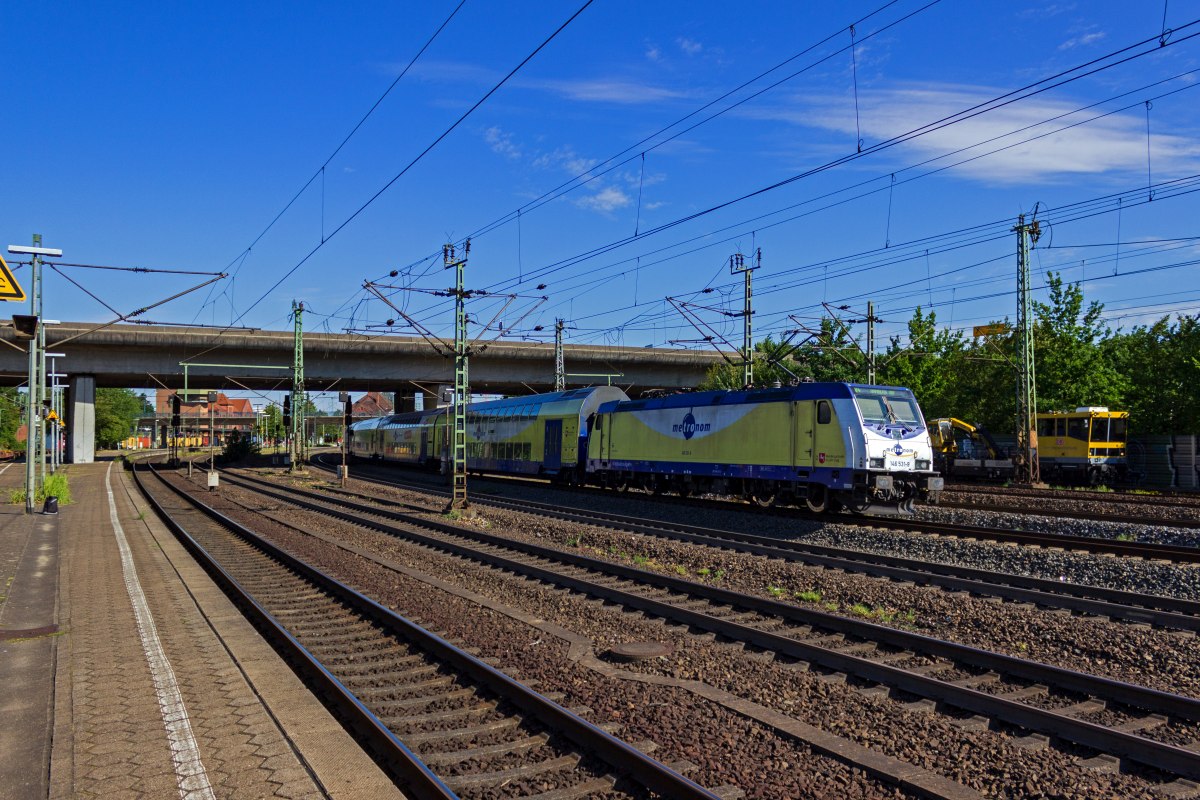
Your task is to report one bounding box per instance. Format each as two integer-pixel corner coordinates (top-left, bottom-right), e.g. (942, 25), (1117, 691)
(916, 459), (930, 470)
(869, 457), (885, 469)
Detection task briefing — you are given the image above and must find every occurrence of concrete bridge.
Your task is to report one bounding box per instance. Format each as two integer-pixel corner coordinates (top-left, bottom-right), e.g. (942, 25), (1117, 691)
(0, 320), (729, 463)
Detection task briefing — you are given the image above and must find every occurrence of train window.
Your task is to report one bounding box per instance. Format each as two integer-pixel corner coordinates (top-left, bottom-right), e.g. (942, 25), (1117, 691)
(524, 443), (531, 459)
(1067, 417), (1088, 440)
(817, 401), (831, 424)
(1108, 417), (1128, 442)
(1037, 418), (1053, 437)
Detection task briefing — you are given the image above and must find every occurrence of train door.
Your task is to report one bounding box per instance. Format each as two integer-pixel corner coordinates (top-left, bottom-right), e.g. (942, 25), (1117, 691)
(812, 400), (843, 467)
(543, 419), (563, 470)
(793, 402), (815, 467)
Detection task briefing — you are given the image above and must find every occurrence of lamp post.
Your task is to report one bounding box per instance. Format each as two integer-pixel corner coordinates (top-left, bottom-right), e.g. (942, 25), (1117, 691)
(207, 391), (218, 490)
(8, 238), (62, 514)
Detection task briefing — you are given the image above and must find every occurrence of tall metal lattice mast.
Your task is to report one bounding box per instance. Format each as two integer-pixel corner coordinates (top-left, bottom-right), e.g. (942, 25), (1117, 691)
(1014, 214), (1041, 484)
(445, 241), (470, 510)
(730, 248), (760, 387)
(554, 318), (565, 392)
(866, 300), (876, 385)
(291, 300), (306, 471)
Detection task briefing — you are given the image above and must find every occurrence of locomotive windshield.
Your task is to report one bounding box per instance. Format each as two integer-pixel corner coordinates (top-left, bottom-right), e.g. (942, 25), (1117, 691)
(852, 386), (922, 426)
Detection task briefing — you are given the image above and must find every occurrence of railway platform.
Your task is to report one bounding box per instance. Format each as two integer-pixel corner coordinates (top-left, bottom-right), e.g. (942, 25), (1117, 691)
(0, 459), (404, 800)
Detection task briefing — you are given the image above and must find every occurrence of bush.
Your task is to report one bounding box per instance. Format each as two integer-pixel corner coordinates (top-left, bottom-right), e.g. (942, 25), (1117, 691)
(221, 430), (260, 463)
(39, 473), (71, 504)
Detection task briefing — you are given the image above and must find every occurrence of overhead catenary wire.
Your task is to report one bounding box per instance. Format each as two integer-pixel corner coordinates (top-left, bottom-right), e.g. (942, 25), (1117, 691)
(478, 21), (1200, 298)
(175, 1), (595, 367)
(320, 12), (1200, 359)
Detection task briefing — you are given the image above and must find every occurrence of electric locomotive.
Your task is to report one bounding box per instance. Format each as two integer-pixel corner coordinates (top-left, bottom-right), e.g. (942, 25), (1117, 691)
(587, 382), (942, 514)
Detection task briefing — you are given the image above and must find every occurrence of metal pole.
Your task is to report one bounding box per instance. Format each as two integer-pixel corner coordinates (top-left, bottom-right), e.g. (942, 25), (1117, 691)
(291, 301), (305, 471)
(730, 249), (760, 388)
(867, 300), (876, 384)
(445, 241), (470, 510)
(24, 236), (40, 514)
(1014, 214), (1041, 485)
(554, 318), (565, 392)
(37, 321), (46, 485)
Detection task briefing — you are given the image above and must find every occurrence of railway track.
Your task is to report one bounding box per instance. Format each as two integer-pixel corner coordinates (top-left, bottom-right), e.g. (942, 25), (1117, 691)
(316, 455), (1200, 564)
(944, 483), (1200, 508)
(210, 466), (1200, 789)
(293, 462), (1200, 634)
(132, 460), (720, 800)
(934, 487), (1200, 530)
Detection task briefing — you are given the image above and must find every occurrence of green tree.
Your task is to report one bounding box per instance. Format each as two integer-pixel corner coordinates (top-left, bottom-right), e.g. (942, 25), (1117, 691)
(878, 307), (967, 419)
(699, 336), (809, 389)
(0, 387), (24, 450)
(787, 316), (865, 384)
(1105, 313), (1200, 433)
(95, 388), (146, 448)
(1032, 271), (1125, 413)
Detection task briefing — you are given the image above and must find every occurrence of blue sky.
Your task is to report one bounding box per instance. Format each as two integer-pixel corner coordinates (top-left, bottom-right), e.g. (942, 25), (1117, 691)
(4, 0), (1200, 402)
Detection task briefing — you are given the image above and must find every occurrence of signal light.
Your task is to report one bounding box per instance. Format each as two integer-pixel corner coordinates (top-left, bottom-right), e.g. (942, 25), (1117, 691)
(283, 394), (291, 429)
(340, 392), (352, 427)
(12, 315), (38, 340)
(171, 395), (181, 428)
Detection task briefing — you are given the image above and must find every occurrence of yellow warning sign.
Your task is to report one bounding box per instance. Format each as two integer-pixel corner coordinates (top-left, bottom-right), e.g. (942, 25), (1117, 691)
(973, 323), (1008, 337)
(0, 255), (26, 302)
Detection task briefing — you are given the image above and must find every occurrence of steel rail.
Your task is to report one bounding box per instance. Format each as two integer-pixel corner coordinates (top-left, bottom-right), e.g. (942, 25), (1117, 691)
(219, 469), (1200, 780)
(138, 462), (721, 800)
(936, 499), (1200, 530)
(306, 459), (1200, 628)
(131, 462), (458, 800)
(320, 455), (1200, 563)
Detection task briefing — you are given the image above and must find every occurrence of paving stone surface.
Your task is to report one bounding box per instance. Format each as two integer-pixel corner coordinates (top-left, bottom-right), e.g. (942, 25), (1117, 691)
(49, 463), (338, 799)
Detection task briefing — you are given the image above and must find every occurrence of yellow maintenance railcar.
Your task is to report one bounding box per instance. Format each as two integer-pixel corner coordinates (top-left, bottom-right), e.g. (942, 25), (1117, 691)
(1035, 407), (1129, 484)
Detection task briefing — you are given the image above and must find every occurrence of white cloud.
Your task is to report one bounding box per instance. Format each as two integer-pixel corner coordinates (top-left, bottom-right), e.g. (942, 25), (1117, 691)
(525, 77), (687, 104)
(646, 44), (662, 62)
(1018, 3), (1077, 20)
(751, 83), (1200, 184)
(1059, 30), (1106, 50)
(484, 126), (521, 159)
(677, 37), (703, 56)
(577, 186), (632, 212)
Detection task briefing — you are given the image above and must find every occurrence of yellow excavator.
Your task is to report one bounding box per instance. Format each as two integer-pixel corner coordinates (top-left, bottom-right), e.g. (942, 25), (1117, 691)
(929, 418), (1014, 481)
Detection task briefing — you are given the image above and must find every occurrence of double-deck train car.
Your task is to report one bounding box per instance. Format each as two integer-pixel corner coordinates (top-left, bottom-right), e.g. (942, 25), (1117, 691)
(587, 382), (942, 514)
(350, 382), (942, 515)
(347, 387), (626, 478)
(1035, 407), (1128, 484)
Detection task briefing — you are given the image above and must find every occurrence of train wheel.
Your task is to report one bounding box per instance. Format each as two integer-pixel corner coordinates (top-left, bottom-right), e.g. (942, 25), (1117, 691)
(805, 484), (829, 514)
(751, 489), (776, 507)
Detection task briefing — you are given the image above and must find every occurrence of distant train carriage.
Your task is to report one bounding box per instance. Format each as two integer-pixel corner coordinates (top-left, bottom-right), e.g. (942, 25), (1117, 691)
(348, 386), (627, 480)
(466, 387), (627, 479)
(587, 383), (942, 514)
(348, 409), (441, 466)
(1036, 407), (1128, 484)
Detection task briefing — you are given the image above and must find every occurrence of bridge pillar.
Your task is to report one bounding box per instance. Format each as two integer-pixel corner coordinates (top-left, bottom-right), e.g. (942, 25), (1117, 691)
(67, 374), (96, 464)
